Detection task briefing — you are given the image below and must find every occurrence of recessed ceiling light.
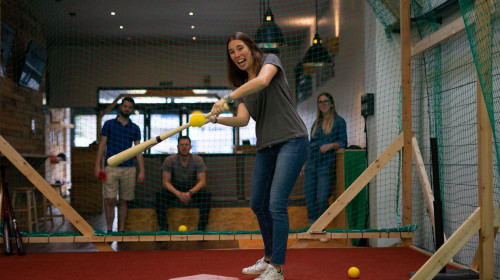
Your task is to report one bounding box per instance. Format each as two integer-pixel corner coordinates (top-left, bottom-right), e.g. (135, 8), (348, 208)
(192, 36), (196, 40)
(191, 25), (195, 29)
(111, 12), (116, 16)
(120, 25), (124, 29)
(189, 12), (194, 16)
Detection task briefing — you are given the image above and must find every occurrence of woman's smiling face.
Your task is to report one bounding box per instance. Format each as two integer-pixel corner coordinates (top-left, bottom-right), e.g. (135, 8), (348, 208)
(228, 39), (254, 72)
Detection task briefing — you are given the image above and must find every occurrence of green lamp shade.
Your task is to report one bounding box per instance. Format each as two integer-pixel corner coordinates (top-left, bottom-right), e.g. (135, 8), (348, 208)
(302, 33), (332, 67)
(255, 8), (285, 49)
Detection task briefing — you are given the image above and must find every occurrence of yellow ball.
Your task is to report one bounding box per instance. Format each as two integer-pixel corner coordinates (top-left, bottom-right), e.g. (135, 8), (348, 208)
(348, 267), (360, 279)
(189, 111), (205, 127)
(178, 225), (187, 232)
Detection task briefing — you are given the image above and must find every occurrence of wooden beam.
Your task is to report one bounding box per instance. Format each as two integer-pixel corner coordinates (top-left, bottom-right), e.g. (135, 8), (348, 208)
(471, 206), (499, 271)
(411, 208), (481, 280)
(309, 133), (404, 232)
(0, 135), (113, 252)
(0, 231), (415, 244)
(473, 0), (495, 277)
(409, 245), (473, 270)
(401, 0), (413, 246)
(411, 136), (435, 231)
(411, 17), (466, 56)
(477, 69), (494, 279)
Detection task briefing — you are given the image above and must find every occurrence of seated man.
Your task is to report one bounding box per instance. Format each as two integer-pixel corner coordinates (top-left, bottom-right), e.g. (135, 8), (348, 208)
(155, 136), (212, 231)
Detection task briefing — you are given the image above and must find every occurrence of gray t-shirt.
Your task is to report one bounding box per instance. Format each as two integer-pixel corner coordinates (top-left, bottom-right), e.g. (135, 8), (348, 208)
(161, 154), (206, 188)
(238, 54), (308, 149)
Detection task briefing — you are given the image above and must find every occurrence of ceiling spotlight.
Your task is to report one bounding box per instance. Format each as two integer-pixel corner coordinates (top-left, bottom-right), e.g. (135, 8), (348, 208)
(120, 25), (124, 29)
(111, 12), (116, 16)
(191, 25), (196, 29)
(189, 12), (194, 16)
(192, 36), (197, 40)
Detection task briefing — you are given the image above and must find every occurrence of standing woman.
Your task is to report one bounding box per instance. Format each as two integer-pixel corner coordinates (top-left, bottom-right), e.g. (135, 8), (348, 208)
(304, 92), (347, 226)
(210, 32), (308, 280)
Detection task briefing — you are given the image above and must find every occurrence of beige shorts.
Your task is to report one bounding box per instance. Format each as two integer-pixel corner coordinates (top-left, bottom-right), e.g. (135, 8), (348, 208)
(103, 166), (136, 201)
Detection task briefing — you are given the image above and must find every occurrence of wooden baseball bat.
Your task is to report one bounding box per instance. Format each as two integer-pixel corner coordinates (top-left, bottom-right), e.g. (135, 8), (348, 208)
(107, 104), (229, 167)
(2, 194), (13, 256)
(2, 183), (25, 256)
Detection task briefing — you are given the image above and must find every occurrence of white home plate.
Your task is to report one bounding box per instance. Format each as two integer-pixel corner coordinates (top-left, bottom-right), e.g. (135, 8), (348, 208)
(170, 275), (238, 280)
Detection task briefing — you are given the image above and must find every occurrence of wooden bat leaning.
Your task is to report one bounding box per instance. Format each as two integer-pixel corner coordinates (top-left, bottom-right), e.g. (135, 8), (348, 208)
(2, 195), (13, 255)
(2, 184), (25, 256)
(107, 104), (229, 167)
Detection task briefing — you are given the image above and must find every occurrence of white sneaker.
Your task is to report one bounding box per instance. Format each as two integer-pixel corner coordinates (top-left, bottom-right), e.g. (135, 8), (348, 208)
(254, 265), (284, 280)
(242, 257), (269, 275)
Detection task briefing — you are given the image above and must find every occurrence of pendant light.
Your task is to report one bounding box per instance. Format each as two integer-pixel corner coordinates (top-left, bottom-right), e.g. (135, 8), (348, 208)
(254, 0), (285, 52)
(302, 0), (332, 67)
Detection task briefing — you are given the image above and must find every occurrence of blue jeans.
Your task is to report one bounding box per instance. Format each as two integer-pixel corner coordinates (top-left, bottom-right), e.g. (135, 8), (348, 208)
(250, 136), (308, 266)
(305, 162), (335, 224)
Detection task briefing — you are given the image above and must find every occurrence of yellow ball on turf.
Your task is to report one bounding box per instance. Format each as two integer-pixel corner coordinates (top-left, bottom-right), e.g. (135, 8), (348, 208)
(348, 267), (360, 279)
(178, 225), (187, 232)
(190, 111), (205, 127)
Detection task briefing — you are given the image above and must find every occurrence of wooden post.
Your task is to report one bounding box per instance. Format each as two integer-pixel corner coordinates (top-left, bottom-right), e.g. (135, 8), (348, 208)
(400, 0), (413, 246)
(477, 76), (494, 279)
(474, 0), (494, 278)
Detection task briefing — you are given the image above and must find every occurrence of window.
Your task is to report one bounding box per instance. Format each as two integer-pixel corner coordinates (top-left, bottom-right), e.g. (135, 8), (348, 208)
(150, 114), (180, 154)
(73, 88), (258, 153)
(189, 112), (234, 153)
(74, 115), (96, 147)
(74, 113), (144, 147)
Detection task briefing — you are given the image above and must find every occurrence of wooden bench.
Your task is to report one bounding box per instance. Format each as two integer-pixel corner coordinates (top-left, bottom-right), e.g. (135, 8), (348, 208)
(125, 206), (311, 233)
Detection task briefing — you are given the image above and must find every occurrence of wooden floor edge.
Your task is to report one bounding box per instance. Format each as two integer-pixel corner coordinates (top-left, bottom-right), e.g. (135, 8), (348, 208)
(409, 245), (475, 271)
(0, 232), (415, 244)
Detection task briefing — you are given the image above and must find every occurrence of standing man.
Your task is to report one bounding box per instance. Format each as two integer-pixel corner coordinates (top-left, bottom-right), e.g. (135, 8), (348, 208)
(95, 97), (145, 233)
(155, 136), (212, 232)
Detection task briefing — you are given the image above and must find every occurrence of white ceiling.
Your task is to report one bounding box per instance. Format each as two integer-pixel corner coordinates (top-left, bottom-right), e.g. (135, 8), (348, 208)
(27, 0), (332, 43)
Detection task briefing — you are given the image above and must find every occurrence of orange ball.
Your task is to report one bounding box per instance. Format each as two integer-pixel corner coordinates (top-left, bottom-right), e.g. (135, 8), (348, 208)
(348, 267), (360, 279)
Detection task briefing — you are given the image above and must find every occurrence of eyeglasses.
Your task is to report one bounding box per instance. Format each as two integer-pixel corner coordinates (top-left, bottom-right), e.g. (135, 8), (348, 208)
(317, 100), (331, 105)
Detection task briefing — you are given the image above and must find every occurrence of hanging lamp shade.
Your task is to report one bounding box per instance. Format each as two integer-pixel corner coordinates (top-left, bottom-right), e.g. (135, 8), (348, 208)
(302, 33), (331, 66)
(302, 0), (331, 67)
(254, 8), (286, 49)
